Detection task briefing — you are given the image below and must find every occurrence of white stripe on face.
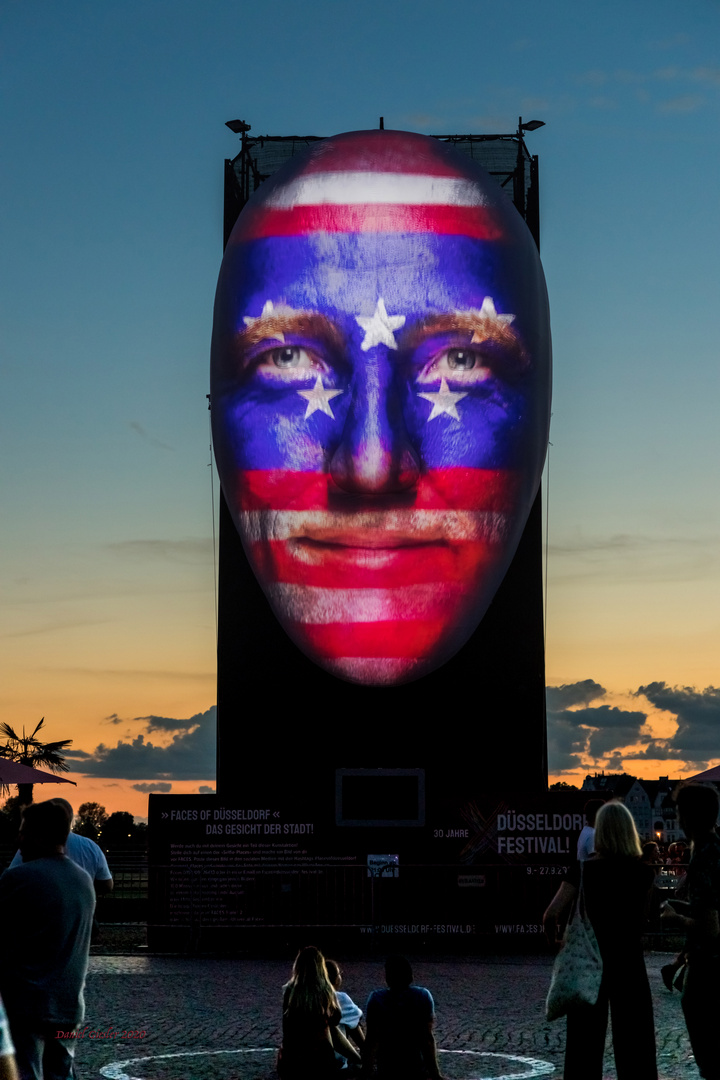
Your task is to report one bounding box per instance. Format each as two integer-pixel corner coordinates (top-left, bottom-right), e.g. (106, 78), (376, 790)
(265, 172), (488, 209)
(266, 582), (467, 624)
(239, 509), (509, 545)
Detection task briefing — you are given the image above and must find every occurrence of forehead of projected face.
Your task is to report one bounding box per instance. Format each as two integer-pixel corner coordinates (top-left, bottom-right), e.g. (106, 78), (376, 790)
(211, 130), (549, 490)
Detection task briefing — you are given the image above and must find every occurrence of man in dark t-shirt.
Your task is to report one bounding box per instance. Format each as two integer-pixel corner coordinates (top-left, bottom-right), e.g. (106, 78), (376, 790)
(364, 956), (444, 1080)
(0, 801), (95, 1080)
(663, 785), (720, 1080)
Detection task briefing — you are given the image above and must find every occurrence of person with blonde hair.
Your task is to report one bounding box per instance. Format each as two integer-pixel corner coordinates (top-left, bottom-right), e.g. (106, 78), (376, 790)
(278, 946), (361, 1078)
(543, 800), (657, 1079)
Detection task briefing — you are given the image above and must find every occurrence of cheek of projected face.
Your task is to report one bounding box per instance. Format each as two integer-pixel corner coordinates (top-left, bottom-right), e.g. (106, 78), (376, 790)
(211, 131), (550, 686)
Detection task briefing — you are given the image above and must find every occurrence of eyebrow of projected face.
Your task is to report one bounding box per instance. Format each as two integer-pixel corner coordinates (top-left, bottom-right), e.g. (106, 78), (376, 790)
(236, 308), (527, 380)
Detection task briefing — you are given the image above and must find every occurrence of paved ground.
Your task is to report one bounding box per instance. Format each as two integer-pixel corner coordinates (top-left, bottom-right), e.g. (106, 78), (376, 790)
(71, 951), (698, 1080)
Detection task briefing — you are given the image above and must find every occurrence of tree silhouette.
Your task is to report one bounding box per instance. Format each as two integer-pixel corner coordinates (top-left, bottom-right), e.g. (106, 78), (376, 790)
(75, 802), (108, 841)
(0, 718), (72, 806)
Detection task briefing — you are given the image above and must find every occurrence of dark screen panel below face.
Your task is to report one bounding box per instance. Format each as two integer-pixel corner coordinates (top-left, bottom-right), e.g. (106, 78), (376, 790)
(342, 775), (419, 822)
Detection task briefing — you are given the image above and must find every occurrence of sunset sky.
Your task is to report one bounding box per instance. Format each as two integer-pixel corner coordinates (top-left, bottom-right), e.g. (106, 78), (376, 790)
(2, 0), (719, 818)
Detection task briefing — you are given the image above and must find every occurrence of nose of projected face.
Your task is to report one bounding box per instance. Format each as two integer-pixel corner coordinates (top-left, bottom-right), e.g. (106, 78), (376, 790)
(329, 348), (421, 495)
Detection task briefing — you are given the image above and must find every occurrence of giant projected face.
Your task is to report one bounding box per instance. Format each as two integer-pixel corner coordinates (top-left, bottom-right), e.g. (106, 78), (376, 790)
(211, 130), (551, 685)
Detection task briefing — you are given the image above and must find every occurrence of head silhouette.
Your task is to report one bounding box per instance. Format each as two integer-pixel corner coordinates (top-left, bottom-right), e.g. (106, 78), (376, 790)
(212, 130), (551, 685)
(385, 954), (413, 989)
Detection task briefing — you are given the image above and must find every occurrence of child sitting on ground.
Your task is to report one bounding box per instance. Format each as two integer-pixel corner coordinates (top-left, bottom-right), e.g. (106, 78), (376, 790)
(325, 959), (365, 1062)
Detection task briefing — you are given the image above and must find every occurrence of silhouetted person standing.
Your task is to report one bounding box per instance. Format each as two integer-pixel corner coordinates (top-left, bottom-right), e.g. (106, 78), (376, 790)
(662, 784), (720, 1080)
(364, 956), (444, 1080)
(0, 800), (95, 1080)
(9, 800), (113, 895)
(577, 798), (604, 861)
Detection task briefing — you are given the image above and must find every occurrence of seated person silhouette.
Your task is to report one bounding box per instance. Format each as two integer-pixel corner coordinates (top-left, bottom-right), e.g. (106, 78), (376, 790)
(364, 955), (444, 1079)
(278, 946), (361, 1078)
(325, 959), (364, 1063)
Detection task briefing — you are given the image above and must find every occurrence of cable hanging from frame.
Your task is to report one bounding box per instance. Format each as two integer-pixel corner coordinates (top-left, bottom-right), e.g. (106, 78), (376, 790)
(207, 394), (218, 645)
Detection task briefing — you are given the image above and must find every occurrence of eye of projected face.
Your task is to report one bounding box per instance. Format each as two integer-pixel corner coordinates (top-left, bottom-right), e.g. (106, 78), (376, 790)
(254, 344), (323, 381)
(418, 345), (493, 384)
(448, 348), (475, 369)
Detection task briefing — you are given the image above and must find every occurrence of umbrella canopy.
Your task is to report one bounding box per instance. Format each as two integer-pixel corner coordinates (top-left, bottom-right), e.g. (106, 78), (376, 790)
(686, 764), (720, 783)
(0, 758), (76, 785)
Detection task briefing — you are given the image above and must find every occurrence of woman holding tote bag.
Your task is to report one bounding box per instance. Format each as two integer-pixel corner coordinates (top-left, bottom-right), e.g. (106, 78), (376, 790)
(543, 801), (658, 1080)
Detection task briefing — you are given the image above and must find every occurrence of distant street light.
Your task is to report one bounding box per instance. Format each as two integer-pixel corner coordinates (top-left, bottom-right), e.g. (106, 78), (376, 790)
(225, 119), (251, 134)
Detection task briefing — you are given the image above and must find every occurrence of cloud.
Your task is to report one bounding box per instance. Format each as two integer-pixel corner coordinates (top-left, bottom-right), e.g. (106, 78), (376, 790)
(51, 667), (214, 682)
(635, 683), (720, 767)
(546, 714), (589, 771)
(546, 680), (605, 770)
(576, 706), (648, 758)
(647, 33), (691, 50)
(546, 679), (605, 711)
(693, 67), (720, 86)
(132, 782), (173, 793)
(198, 786), (216, 794)
(128, 421), (175, 451)
(546, 681), (648, 770)
(589, 96), (618, 110)
(73, 707), (216, 780)
(2, 618), (111, 639)
(106, 539), (213, 564)
(64, 748), (92, 760)
(135, 713), (206, 733)
(103, 713), (124, 726)
(658, 94), (704, 113)
(549, 532), (719, 585)
(622, 740), (687, 762)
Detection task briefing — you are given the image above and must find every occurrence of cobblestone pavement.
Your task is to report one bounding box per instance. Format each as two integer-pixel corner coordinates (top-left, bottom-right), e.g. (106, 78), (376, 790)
(71, 952), (698, 1080)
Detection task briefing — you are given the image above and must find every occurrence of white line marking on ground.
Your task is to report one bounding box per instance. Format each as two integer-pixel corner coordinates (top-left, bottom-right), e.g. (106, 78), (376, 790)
(99, 1046), (555, 1080)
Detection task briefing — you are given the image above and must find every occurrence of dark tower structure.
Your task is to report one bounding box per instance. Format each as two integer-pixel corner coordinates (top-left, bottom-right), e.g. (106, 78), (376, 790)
(214, 122), (547, 816)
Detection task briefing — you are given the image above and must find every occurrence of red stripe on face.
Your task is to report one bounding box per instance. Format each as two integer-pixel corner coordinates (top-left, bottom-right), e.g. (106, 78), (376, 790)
(232, 203), (503, 242)
(297, 132), (476, 177)
(291, 619), (445, 659)
(252, 539), (499, 588)
(236, 469), (520, 513)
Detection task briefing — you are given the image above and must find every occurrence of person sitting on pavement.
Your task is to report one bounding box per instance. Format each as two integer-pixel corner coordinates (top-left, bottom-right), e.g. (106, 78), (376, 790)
(278, 946), (362, 1078)
(325, 959), (364, 1063)
(0, 799), (95, 1080)
(0, 996), (18, 1080)
(364, 955), (445, 1080)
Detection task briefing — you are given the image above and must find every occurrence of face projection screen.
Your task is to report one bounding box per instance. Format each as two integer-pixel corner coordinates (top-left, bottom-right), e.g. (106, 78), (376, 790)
(211, 130), (551, 688)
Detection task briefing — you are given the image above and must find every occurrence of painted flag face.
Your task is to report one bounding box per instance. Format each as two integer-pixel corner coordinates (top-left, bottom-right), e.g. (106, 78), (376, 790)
(211, 130), (551, 685)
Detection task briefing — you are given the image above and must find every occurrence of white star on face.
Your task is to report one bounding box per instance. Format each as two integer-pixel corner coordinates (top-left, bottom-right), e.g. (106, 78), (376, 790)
(469, 296), (515, 342)
(297, 376), (344, 420)
(243, 299), (285, 340)
(418, 377), (468, 422)
(356, 298), (406, 352)
(243, 299), (276, 326)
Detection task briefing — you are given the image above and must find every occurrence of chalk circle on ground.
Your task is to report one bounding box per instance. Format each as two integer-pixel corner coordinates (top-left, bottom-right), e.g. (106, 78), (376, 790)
(99, 1046), (555, 1080)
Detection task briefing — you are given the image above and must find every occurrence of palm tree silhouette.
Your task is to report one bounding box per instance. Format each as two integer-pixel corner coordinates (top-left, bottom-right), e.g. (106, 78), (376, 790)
(0, 718), (72, 805)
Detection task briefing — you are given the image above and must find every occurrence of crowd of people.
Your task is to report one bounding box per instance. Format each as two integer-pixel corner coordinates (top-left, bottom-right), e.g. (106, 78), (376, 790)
(544, 784), (720, 1080)
(0, 785), (717, 1080)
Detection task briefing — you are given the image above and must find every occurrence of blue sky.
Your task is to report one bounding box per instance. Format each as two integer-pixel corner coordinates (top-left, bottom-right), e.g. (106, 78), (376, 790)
(2, 0), (719, 812)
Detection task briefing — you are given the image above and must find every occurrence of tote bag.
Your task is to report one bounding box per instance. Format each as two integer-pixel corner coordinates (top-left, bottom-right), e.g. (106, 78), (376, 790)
(546, 872), (603, 1021)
